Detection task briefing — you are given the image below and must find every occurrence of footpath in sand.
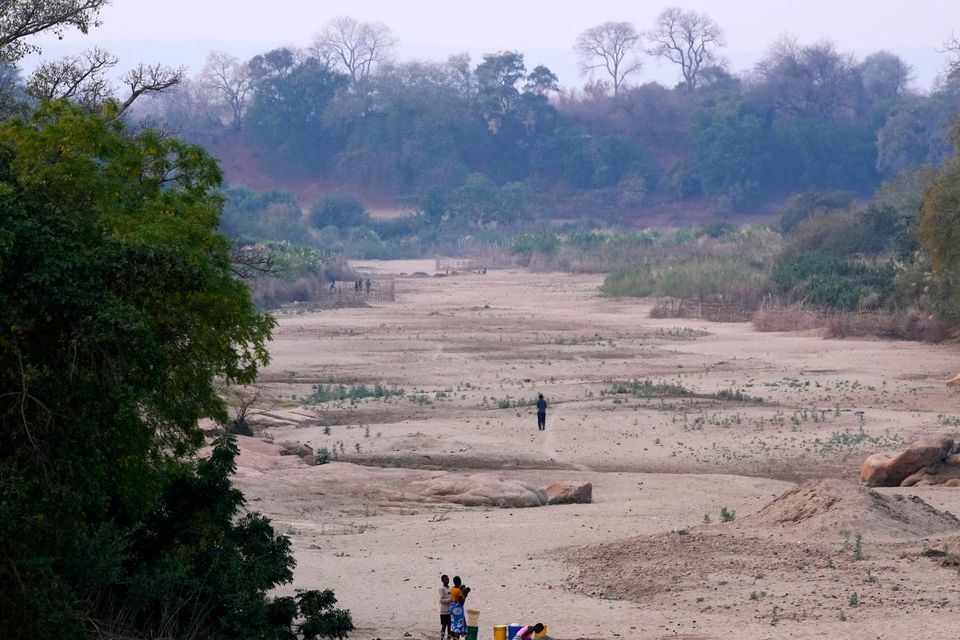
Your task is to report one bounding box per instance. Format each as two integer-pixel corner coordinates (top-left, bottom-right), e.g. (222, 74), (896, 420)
(232, 260), (960, 640)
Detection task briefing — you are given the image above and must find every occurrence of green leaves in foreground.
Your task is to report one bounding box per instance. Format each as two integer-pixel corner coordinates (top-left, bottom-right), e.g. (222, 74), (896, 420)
(0, 102), (348, 640)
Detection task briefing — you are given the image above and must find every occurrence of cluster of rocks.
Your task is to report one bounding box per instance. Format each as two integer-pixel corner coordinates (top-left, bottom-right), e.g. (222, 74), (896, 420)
(411, 476), (592, 508)
(271, 440), (594, 507)
(279, 442), (321, 466)
(860, 435), (960, 487)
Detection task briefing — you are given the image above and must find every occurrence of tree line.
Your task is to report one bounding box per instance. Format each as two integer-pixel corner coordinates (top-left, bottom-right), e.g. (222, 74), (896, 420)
(115, 11), (960, 222)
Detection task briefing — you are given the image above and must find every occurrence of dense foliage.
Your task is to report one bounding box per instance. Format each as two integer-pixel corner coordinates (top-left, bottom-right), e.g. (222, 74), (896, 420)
(129, 34), (960, 220)
(0, 103), (351, 639)
(919, 122), (960, 321)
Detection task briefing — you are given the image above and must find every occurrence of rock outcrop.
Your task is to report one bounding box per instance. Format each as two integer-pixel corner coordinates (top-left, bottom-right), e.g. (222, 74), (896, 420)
(545, 482), (593, 504)
(411, 477), (593, 508)
(901, 454), (960, 487)
(860, 436), (954, 487)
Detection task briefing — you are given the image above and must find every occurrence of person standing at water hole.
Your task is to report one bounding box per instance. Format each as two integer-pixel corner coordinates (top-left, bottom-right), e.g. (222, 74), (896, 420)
(449, 576), (470, 639)
(536, 393), (547, 431)
(438, 574), (452, 640)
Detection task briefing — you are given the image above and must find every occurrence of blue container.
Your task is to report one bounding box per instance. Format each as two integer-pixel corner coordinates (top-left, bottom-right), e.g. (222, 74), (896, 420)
(508, 624), (522, 640)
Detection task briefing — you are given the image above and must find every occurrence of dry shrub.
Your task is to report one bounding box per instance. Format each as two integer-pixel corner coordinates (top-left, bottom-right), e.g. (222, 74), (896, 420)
(324, 254), (358, 281)
(251, 274), (329, 309)
(752, 304), (823, 332)
(825, 310), (948, 342)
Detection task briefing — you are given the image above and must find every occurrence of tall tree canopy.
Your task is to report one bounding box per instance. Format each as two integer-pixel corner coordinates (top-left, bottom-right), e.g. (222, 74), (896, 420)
(0, 0), (107, 61)
(0, 102), (350, 639)
(919, 119), (960, 320)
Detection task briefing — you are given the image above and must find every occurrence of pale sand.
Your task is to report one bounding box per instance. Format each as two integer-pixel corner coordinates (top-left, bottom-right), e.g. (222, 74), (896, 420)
(232, 264), (960, 639)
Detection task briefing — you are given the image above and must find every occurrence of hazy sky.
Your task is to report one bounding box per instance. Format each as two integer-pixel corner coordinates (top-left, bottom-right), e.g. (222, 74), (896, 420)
(23, 0), (960, 91)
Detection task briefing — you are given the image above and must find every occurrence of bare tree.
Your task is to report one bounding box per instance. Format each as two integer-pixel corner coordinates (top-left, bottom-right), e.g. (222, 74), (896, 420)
(575, 21), (642, 97)
(940, 33), (960, 81)
(229, 243), (276, 280)
(310, 15), (398, 83)
(26, 46), (116, 109)
(748, 37), (858, 119)
(115, 63), (185, 116)
(225, 386), (275, 436)
(0, 0), (108, 62)
(200, 51), (252, 131)
(647, 7), (724, 93)
(859, 51), (913, 102)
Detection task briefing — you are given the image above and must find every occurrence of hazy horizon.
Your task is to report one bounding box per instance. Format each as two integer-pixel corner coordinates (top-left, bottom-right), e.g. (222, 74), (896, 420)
(20, 0), (960, 93)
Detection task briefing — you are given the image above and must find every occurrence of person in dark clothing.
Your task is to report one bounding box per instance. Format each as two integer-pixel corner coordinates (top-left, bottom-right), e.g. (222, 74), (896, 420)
(536, 393), (547, 431)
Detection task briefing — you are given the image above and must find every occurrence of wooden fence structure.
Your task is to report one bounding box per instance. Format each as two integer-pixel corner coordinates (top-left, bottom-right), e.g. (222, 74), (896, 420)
(325, 276), (396, 305)
(435, 256), (489, 273)
(650, 295), (760, 322)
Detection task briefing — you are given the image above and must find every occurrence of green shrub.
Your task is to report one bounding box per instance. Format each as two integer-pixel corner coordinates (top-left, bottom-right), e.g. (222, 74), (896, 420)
(311, 194), (371, 230)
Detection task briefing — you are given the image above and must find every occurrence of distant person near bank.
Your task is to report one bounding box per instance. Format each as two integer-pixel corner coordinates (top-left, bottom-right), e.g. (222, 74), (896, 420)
(536, 393), (547, 431)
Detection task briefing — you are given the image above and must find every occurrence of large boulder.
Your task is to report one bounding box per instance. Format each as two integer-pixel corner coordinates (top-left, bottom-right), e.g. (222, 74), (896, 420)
(860, 436), (954, 487)
(901, 454), (960, 487)
(544, 482), (593, 504)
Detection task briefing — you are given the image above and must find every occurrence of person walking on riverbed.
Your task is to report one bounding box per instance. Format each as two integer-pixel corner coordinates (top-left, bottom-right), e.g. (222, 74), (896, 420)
(536, 393), (547, 431)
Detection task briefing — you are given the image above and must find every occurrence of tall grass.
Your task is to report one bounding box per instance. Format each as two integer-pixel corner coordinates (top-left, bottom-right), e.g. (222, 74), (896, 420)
(602, 258), (769, 299)
(599, 227), (781, 299)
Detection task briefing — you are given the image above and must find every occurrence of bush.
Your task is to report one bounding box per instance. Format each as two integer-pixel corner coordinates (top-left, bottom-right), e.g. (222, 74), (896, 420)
(311, 194), (371, 230)
(824, 310), (948, 341)
(779, 191), (854, 235)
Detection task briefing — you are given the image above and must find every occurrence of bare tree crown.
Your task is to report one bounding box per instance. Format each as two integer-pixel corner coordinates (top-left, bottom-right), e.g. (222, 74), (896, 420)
(311, 15), (398, 83)
(575, 21), (642, 96)
(648, 7), (724, 93)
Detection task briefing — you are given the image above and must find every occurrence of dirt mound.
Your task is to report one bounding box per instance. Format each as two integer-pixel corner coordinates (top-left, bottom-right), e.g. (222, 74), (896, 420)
(564, 531), (826, 601)
(743, 478), (960, 540)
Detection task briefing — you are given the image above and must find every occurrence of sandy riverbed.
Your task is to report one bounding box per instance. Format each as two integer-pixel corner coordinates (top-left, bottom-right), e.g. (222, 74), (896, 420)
(229, 261), (960, 640)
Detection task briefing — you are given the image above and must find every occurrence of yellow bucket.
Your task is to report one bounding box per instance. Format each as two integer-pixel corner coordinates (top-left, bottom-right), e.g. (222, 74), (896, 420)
(493, 626), (507, 640)
(534, 625), (548, 638)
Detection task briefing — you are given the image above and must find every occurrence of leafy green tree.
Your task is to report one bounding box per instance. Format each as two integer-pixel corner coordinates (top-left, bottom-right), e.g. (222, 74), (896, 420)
(0, 1), (108, 62)
(449, 173), (499, 226)
(221, 187), (310, 243)
(919, 120), (960, 320)
(691, 92), (770, 207)
(0, 102), (348, 639)
(778, 190), (854, 234)
(310, 194), (371, 229)
(876, 98), (955, 177)
(475, 51), (526, 115)
(245, 53), (348, 174)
